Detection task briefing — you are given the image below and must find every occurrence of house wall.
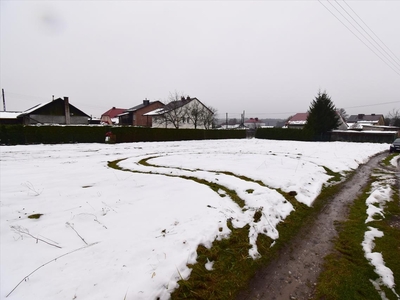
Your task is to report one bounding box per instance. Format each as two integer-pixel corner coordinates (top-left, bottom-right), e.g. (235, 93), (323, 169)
(25, 114), (88, 125)
(100, 116), (112, 124)
(134, 102), (165, 127)
(119, 114), (133, 126)
(150, 99), (212, 129)
(151, 117), (209, 129)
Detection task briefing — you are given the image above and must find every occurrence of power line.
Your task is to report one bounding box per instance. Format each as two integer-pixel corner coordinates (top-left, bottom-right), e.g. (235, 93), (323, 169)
(318, 0), (400, 76)
(342, 101), (400, 110)
(334, 0), (400, 71)
(322, 0), (400, 75)
(342, 0), (400, 66)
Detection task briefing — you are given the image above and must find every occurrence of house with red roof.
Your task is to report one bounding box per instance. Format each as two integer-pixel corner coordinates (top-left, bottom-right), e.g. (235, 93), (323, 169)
(100, 107), (127, 125)
(285, 113), (309, 129)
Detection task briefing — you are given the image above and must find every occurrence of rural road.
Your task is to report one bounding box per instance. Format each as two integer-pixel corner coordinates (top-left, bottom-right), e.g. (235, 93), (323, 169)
(236, 151), (392, 300)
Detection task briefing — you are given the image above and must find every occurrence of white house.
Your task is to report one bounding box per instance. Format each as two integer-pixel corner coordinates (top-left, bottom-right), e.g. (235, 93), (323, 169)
(144, 96), (214, 129)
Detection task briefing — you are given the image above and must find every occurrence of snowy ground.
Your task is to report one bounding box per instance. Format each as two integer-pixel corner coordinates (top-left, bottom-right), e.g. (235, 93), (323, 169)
(0, 139), (389, 300)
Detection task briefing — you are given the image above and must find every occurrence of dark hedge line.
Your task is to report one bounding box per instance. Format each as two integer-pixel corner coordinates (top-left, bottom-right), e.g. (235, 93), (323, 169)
(255, 128), (397, 143)
(0, 125), (246, 145)
(255, 128), (313, 141)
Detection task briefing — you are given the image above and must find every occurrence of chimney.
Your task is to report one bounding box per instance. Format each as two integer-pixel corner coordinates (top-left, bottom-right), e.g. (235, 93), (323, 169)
(143, 98), (150, 106)
(64, 97), (70, 125)
(357, 114), (365, 120)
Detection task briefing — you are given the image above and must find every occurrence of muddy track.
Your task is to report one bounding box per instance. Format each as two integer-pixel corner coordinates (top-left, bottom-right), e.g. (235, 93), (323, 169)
(236, 152), (390, 300)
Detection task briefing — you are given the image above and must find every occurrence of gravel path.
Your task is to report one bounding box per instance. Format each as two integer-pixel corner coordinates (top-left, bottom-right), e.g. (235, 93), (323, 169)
(236, 152), (391, 300)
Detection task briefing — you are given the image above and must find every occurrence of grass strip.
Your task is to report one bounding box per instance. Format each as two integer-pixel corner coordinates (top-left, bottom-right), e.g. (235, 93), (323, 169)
(107, 157), (346, 299)
(172, 172), (346, 299)
(314, 171), (400, 300)
(381, 153), (399, 167)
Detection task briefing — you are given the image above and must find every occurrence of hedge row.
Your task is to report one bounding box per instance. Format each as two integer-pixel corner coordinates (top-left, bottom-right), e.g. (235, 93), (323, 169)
(0, 125), (246, 145)
(255, 128), (314, 141)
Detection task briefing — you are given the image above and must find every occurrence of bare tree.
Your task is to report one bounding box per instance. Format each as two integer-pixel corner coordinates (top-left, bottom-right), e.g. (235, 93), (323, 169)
(154, 92), (216, 129)
(338, 108), (348, 121)
(284, 115), (293, 127)
(386, 108), (400, 126)
(200, 106), (217, 129)
(185, 99), (203, 129)
(156, 91), (188, 129)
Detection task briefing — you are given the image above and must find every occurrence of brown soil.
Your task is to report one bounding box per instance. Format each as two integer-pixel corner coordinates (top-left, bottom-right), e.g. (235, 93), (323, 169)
(236, 152), (395, 300)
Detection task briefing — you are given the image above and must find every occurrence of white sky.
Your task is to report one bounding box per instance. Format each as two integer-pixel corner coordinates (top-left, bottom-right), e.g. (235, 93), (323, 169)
(1, 0), (399, 119)
(0, 140), (394, 299)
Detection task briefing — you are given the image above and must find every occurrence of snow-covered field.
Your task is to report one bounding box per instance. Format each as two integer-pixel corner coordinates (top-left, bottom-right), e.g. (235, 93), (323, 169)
(0, 139), (389, 300)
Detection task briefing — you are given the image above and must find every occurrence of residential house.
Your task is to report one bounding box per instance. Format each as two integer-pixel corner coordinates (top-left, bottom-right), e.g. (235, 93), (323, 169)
(285, 113), (309, 129)
(145, 96), (214, 129)
(100, 107), (127, 125)
(347, 114), (385, 130)
(118, 99), (164, 127)
(0, 97), (90, 125)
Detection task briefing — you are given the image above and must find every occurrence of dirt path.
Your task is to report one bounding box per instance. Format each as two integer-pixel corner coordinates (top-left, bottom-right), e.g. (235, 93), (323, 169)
(236, 152), (390, 300)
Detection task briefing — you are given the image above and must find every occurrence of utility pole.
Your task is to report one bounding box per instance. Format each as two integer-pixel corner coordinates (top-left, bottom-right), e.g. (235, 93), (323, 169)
(2, 89), (6, 111)
(226, 113), (228, 129)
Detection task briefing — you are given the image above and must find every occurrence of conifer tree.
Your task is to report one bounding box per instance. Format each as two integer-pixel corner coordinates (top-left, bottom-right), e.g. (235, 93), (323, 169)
(304, 91), (340, 140)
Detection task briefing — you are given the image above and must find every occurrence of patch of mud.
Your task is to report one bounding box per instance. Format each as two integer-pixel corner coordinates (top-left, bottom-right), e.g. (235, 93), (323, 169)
(389, 216), (400, 230)
(236, 152), (391, 300)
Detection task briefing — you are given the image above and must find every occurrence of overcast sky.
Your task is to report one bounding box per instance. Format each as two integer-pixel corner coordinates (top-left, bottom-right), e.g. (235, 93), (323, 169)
(1, 0), (399, 120)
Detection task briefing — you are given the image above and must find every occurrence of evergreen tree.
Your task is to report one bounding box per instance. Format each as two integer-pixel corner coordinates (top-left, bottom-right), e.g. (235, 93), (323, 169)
(304, 91), (340, 140)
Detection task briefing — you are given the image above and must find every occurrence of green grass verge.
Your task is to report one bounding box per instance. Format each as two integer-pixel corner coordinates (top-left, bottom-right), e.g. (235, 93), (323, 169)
(371, 179), (400, 299)
(108, 157), (350, 299)
(171, 199), (313, 300)
(314, 170), (400, 300)
(171, 172), (347, 299)
(382, 152), (400, 167)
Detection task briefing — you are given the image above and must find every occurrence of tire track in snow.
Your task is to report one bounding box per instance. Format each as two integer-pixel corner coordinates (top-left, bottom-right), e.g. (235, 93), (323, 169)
(108, 155), (294, 258)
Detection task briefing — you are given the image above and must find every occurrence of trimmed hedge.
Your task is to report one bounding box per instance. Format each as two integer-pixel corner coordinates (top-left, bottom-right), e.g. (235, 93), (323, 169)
(0, 125), (246, 145)
(255, 128), (313, 141)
